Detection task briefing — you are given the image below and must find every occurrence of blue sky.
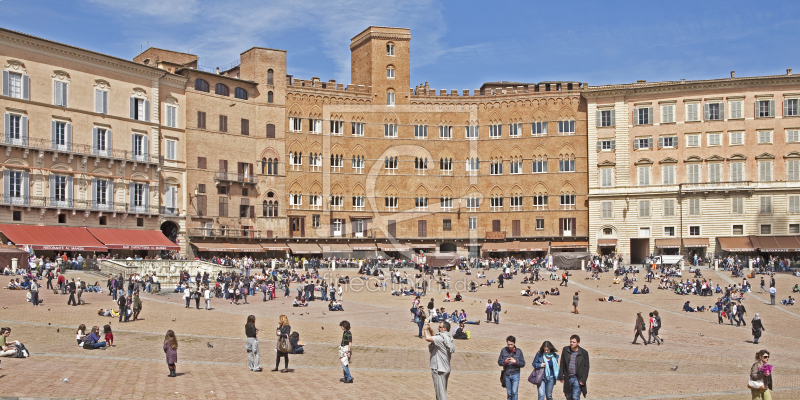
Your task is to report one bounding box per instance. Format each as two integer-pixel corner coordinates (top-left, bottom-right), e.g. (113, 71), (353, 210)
(5, 0), (800, 89)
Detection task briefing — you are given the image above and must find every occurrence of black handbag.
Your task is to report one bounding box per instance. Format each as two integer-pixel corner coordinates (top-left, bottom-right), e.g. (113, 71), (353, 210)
(500, 368), (507, 388)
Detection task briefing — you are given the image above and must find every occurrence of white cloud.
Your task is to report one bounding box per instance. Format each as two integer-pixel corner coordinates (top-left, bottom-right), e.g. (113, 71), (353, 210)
(87, 0), (488, 83)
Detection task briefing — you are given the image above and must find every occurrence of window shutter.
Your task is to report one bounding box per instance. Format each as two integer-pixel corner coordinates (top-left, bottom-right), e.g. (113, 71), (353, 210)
(142, 135), (149, 158)
(755, 101), (759, 118)
(144, 184), (150, 209)
(610, 110), (615, 126)
(144, 100), (150, 122)
(559, 218), (564, 236)
(3, 113), (8, 143)
(92, 127), (97, 153)
(658, 137), (664, 148)
(51, 120), (56, 147)
(66, 123), (72, 151)
(769, 99), (775, 117)
(129, 97), (135, 119)
(129, 182), (134, 208)
(647, 107), (654, 124)
(62, 83), (68, 107)
(648, 138), (653, 149)
(20, 171), (28, 199)
(720, 102), (725, 120)
(703, 103), (709, 121)
(95, 90), (102, 113)
(1, 71), (7, 96)
(784, 99), (789, 117)
(633, 139), (640, 149)
(661, 106), (667, 123)
(632, 108), (638, 125)
(130, 133), (135, 157)
(54, 81), (62, 106)
(2, 170), (8, 200)
(48, 174), (55, 202)
(595, 110), (601, 127)
(66, 176), (73, 207)
(107, 130), (113, 152)
(571, 218), (576, 237)
(19, 116), (27, 145)
(596, 141), (601, 151)
(22, 75), (29, 100)
(611, 140), (616, 150)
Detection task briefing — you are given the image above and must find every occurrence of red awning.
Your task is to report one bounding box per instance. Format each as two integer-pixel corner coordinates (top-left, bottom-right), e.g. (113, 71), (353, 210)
(88, 228), (179, 251)
(598, 239), (617, 247)
(0, 224), (108, 252)
(260, 243), (290, 252)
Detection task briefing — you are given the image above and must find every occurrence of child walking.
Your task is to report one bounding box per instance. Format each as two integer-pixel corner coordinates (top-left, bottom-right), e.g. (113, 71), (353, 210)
(163, 330), (178, 377)
(103, 324), (114, 347)
(339, 320), (353, 383)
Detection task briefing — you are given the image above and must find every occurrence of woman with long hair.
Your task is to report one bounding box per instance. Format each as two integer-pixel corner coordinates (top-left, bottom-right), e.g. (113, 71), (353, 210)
(752, 313), (765, 344)
(76, 324), (87, 345)
(163, 330), (178, 377)
(245, 315), (261, 371)
(632, 312), (647, 345)
(273, 315), (291, 372)
(749, 349), (773, 399)
(532, 341), (559, 400)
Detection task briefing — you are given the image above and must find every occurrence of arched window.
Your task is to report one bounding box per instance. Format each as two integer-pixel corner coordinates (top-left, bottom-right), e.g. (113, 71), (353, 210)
(262, 200), (268, 217)
(234, 87), (247, 100)
(194, 79), (209, 92)
(386, 89), (395, 106)
(267, 91), (274, 103)
(215, 83), (229, 96)
(272, 158), (278, 175)
(267, 191), (275, 198)
(386, 65), (395, 79)
(261, 157), (267, 174)
(267, 69), (274, 85)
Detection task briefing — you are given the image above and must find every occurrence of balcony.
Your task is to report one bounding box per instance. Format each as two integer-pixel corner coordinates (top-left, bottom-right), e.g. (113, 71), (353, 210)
(159, 206), (180, 216)
(486, 231), (506, 240)
(2, 137), (161, 165)
(681, 181), (754, 193)
(0, 195), (166, 215)
(188, 227), (264, 238)
(214, 171), (256, 185)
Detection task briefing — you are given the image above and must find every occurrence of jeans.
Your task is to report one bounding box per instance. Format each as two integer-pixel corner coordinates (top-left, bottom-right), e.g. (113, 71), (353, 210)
(504, 373), (520, 400)
(246, 337), (260, 370)
(417, 319), (425, 337)
(342, 363), (352, 381)
(92, 341), (107, 349)
(567, 375), (582, 400)
(538, 376), (555, 400)
(412, 307), (418, 322)
(738, 314), (747, 326)
(493, 310), (500, 324)
(770, 293), (775, 305)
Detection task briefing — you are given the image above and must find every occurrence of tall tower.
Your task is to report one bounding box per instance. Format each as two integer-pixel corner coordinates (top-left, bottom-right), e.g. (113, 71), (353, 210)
(350, 26), (410, 106)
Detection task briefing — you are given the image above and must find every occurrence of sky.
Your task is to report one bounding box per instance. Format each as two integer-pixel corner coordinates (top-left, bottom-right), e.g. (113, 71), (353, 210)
(4, 0), (800, 89)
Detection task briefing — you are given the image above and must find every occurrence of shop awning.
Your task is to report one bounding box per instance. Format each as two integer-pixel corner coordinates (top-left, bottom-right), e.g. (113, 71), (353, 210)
(0, 224), (107, 252)
(517, 241), (549, 251)
(775, 236), (800, 252)
(406, 243), (437, 249)
(507, 241), (521, 251)
(598, 239), (617, 247)
(287, 243), (322, 254)
(750, 236), (799, 252)
(193, 243), (238, 252)
(260, 243), (290, 252)
(482, 242), (508, 252)
(551, 241), (589, 249)
(655, 238), (681, 249)
(349, 243), (377, 251)
(717, 237), (755, 252)
(225, 243), (265, 252)
(378, 243), (410, 251)
(683, 238), (709, 248)
(321, 244), (352, 253)
(87, 228), (179, 251)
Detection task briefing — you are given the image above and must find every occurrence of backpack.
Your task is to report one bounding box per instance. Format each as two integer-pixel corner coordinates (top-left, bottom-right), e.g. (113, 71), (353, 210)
(652, 317), (659, 328)
(465, 330), (471, 339)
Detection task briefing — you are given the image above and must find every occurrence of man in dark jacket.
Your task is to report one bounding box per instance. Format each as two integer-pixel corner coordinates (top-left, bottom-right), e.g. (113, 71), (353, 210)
(558, 334), (589, 400)
(67, 278), (77, 306)
(497, 335), (525, 400)
(117, 294), (127, 323)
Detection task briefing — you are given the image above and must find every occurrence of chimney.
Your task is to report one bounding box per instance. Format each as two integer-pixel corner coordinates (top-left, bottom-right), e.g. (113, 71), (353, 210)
(788, 68), (793, 75)
(216, 67), (219, 74)
(637, 80), (646, 83)
(731, 71), (735, 78)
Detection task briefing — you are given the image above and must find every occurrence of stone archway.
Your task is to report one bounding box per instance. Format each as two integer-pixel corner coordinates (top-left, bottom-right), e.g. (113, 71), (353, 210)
(160, 220), (179, 243)
(439, 242), (457, 253)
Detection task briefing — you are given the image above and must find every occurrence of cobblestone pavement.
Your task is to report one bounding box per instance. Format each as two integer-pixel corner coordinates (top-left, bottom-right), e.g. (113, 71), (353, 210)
(0, 267), (799, 399)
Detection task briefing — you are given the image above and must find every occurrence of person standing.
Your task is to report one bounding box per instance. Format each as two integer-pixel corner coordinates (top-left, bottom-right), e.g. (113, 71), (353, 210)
(46, 270), (54, 290)
(30, 279), (39, 306)
(416, 307), (427, 338)
(204, 286), (211, 310)
(572, 292), (579, 314)
(194, 287), (202, 309)
(632, 313), (647, 345)
(760, 277), (765, 293)
(769, 286), (776, 305)
(498, 273), (504, 288)
(273, 315), (291, 372)
(339, 320), (353, 383)
(183, 287), (192, 308)
(492, 299), (501, 324)
(67, 278), (77, 306)
(245, 315), (261, 372)
(498, 335), (525, 400)
(163, 330), (178, 377)
(557, 334), (589, 400)
(737, 301), (747, 327)
(752, 314), (765, 344)
(485, 299), (493, 322)
(117, 293), (128, 322)
(132, 291), (142, 321)
(424, 320), (454, 400)
(533, 341), (559, 400)
(652, 310), (663, 344)
(749, 349), (773, 400)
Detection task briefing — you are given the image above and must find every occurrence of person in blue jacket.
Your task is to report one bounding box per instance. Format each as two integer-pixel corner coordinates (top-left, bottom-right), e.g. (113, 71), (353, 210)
(532, 341), (559, 400)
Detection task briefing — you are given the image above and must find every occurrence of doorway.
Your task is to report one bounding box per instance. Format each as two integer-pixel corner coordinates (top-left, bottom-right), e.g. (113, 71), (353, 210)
(630, 238), (650, 265)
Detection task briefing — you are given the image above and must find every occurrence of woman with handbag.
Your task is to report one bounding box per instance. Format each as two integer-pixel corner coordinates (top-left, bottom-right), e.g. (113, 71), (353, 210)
(273, 314), (291, 372)
(531, 341), (559, 400)
(749, 349), (772, 399)
(752, 313), (765, 344)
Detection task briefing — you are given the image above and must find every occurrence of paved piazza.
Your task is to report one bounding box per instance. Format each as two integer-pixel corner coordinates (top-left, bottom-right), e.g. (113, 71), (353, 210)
(1, 268), (800, 400)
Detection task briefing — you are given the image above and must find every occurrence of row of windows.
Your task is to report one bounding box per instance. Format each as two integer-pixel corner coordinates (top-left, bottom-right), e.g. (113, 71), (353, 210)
(600, 159), (799, 187)
(601, 195), (800, 221)
(2, 171), (151, 210)
(598, 98), (800, 128)
(274, 194), (579, 211)
(287, 118), (576, 138)
(621, 129), (800, 151)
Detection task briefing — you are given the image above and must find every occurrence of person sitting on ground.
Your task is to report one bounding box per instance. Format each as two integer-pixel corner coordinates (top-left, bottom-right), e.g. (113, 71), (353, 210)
(444, 292), (451, 302)
(1, 326), (27, 357)
(453, 322), (468, 340)
(793, 284), (799, 293)
(453, 292), (462, 302)
(292, 296), (302, 307)
(781, 296), (795, 305)
(683, 301), (696, 312)
(289, 331), (304, 354)
(551, 287), (560, 296)
(83, 325), (107, 349)
(328, 300), (344, 311)
(597, 296), (622, 302)
(633, 286), (640, 294)
(539, 294), (552, 305)
(97, 308), (120, 317)
(469, 281), (477, 292)
(641, 285), (650, 294)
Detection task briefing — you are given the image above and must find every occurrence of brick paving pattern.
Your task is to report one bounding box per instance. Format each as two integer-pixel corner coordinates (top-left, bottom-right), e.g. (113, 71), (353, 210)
(1, 268), (799, 399)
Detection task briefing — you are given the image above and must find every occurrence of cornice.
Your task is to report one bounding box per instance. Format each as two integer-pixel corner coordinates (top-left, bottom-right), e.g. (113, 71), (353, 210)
(583, 76), (800, 99)
(350, 32), (411, 51)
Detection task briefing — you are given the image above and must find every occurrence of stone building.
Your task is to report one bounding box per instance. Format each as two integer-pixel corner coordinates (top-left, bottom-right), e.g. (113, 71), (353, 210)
(585, 72), (800, 263)
(0, 28), (187, 254)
